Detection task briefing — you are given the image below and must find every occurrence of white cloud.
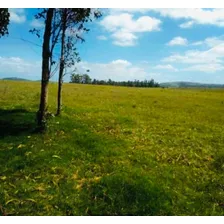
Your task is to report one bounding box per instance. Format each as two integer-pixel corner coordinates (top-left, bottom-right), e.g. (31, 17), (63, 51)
(151, 8), (224, 27)
(101, 13), (161, 33)
(163, 40), (224, 73)
(0, 56), (40, 76)
(167, 36), (188, 46)
(179, 21), (195, 29)
(100, 13), (161, 46)
(112, 30), (137, 46)
(191, 41), (204, 46)
(163, 50), (219, 65)
(30, 19), (44, 28)
(192, 36), (224, 47)
(97, 35), (107, 40)
(111, 59), (132, 66)
(9, 8), (26, 24)
(153, 64), (178, 71)
(207, 43), (224, 58)
(109, 8), (150, 14)
(108, 9), (224, 28)
(76, 59), (147, 81)
(164, 43), (224, 65)
(183, 63), (224, 73)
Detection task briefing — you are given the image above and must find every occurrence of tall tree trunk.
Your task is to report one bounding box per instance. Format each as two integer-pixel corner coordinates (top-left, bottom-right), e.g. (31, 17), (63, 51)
(37, 8), (54, 128)
(56, 9), (67, 116)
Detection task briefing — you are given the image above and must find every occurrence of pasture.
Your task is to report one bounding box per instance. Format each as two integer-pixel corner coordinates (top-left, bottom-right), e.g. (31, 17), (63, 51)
(0, 80), (223, 215)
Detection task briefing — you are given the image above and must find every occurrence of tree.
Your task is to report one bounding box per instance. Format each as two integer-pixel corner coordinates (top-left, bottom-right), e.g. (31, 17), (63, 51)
(0, 9), (10, 38)
(30, 8), (101, 121)
(82, 74), (91, 84)
(70, 73), (92, 84)
(36, 9), (54, 129)
(149, 79), (155, 87)
(70, 74), (81, 83)
(56, 8), (101, 116)
(92, 78), (97, 85)
(56, 8), (68, 116)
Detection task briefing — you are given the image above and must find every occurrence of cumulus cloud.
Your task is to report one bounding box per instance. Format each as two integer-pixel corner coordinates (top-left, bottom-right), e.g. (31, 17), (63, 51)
(109, 8), (151, 14)
(110, 59), (132, 66)
(111, 30), (137, 46)
(76, 59), (147, 81)
(192, 36), (224, 47)
(179, 21), (195, 29)
(108, 9), (224, 28)
(151, 8), (224, 28)
(163, 43), (224, 65)
(153, 64), (178, 71)
(167, 36), (188, 46)
(163, 40), (224, 72)
(100, 13), (161, 46)
(9, 8), (26, 24)
(183, 63), (224, 73)
(0, 56), (41, 78)
(100, 13), (161, 33)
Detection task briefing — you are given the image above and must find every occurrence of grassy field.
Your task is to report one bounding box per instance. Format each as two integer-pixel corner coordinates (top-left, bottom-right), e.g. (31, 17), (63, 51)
(0, 80), (224, 215)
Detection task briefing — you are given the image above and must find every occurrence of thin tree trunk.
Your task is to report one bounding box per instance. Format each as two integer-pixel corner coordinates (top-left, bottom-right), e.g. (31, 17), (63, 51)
(56, 71), (63, 115)
(56, 9), (67, 116)
(37, 8), (54, 128)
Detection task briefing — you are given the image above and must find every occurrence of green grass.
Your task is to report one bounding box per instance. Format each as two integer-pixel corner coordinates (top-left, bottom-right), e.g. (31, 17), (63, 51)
(0, 80), (224, 215)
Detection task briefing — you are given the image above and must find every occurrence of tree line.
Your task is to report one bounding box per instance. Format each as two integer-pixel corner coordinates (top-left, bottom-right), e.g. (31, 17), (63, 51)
(70, 74), (160, 87)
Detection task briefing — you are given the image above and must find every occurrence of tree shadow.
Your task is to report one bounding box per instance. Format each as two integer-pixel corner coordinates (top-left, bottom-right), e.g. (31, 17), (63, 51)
(0, 108), (37, 138)
(77, 172), (173, 216)
(0, 111), (174, 215)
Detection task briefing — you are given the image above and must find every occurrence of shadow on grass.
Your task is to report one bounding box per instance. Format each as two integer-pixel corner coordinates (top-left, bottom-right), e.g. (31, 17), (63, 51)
(0, 112), (173, 215)
(77, 172), (173, 216)
(0, 108), (36, 138)
(44, 118), (174, 215)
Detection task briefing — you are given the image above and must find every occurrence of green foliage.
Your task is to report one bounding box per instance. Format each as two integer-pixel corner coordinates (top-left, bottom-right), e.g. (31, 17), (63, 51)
(70, 74), (92, 84)
(70, 76), (160, 88)
(0, 9), (10, 37)
(0, 81), (223, 215)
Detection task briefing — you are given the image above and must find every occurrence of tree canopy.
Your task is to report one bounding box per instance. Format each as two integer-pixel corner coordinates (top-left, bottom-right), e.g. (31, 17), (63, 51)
(0, 9), (10, 38)
(70, 74), (160, 88)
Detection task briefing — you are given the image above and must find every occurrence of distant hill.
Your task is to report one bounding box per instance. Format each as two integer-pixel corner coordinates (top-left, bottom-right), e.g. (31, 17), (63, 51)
(160, 81), (224, 88)
(1, 78), (57, 83)
(1, 77), (30, 81)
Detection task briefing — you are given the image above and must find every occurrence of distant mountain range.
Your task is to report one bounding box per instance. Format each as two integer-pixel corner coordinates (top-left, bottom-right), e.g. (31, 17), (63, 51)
(1, 77), (30, 81)
(1, 77), (55, 82)
(160, 81), (224, 88)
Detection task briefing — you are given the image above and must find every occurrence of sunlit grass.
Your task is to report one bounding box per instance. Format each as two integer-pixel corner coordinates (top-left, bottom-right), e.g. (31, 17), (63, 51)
(0, 80), (223, 215)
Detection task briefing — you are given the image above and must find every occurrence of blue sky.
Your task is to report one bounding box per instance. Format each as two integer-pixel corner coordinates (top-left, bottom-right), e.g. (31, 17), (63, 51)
(0, 8), (224, 83)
